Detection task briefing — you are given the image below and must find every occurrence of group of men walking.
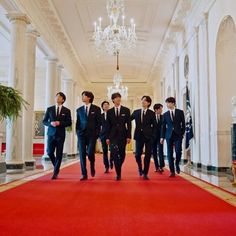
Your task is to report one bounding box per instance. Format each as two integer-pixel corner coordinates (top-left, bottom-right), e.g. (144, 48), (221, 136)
(43, 91), (185, 181)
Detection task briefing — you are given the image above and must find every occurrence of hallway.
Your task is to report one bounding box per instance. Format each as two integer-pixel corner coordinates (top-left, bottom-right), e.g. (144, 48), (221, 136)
(0, 155), (236, 236)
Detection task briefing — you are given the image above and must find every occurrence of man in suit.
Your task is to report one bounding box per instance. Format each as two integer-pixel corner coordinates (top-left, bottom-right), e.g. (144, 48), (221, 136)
(131, 96), (156, 180)
(152, 103), (165, 173)
(160, 97), (185, 177)
(76, 91), (102, 181)
(99, 100), (112, 173)
(43, 92), (72, 180)
(106, 93), (131, 181)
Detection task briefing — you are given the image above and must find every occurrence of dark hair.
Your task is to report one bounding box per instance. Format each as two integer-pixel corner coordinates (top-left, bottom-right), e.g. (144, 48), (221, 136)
(153, 103), (163, 111)
(82, 91), (94, 103)
(111, 92), (121, 101)
(56, 92), (66, 103)
(165, 97), (176, 104)
(141, 95), (152, 107)
(101, 101), (109, 109)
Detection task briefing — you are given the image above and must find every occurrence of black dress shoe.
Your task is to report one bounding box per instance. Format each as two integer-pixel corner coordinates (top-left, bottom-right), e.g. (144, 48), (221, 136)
(139, 169), (143, 176)
(80, 176), (88, 181)
(104, 168), (109, 173)
(110, 161), (113, 170)
(169, 173), (175, 178)
(116, 175), (121, 181)
(143, 175), (149, 180)
(51, 174), (58, 180)
(176, 165), (180, 174)
(91, 169), (96, 177)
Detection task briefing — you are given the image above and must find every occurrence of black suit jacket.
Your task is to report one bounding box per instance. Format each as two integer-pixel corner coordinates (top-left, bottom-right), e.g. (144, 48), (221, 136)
(106, 106), (131, 142)
(43, 105), (72, 139)
(161, 109), (185, 139)
(99, 113), (109, 140)
(153, 114), (163, 140)
(131, 109), (156, 140)
(76, 104), (102, 138)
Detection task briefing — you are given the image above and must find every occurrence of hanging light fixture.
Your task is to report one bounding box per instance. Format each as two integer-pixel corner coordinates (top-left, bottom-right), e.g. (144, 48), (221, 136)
(107, 52), (128, 100)
(93, 0), (137, 56)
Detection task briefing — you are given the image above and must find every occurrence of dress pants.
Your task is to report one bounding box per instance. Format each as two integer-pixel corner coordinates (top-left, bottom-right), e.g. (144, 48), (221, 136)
(135, 135), (152, 175)
(47, 135), (65, 175)
(101, 138), (109, 169)
(110, 139), (126, 177)
(152, 137), (165, 169)
(78, 135), (97, 177)
(166, 132), (183, 174)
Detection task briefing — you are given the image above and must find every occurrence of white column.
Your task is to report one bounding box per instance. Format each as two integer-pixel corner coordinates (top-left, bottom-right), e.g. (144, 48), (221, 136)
(5, 13), (30, 173)
(205, 12), (212, 168)
(22, 29), (39, 170)
(42, 57), (58, 160)
(73, 82), (80, 155)
(57, 65), (63, 92)
(193, 26), (201, 167)
(175, 57), (180, 106)
(62, 78), (75, 156)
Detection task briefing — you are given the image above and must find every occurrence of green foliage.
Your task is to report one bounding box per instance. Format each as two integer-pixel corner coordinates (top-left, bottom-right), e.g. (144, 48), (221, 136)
(0, 84), (28, 122)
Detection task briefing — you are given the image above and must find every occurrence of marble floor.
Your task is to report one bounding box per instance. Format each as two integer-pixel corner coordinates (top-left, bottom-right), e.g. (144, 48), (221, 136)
(181, 164), (236, 194)
(0, 156), (236, 196)
(0, 156), (77, 185)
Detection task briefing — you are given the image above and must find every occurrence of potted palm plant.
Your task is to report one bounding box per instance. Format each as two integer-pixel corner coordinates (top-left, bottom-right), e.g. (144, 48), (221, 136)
(0, 84), (28, 121)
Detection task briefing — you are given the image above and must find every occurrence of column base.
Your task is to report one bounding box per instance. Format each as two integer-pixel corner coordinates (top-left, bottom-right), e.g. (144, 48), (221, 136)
(0, 160), (6, 174)
(42, 154), (50, 162)
(67, 153), (78, 159)
(25, 160), (36, 170)
(6, 163), (25, 174)
(63, 153), (68, 160)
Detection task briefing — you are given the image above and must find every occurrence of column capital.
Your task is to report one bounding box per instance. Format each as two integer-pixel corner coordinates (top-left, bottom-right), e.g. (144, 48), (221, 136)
(45, 56), (58, 63)
(26, 29), (40, 38)
(62, 78), (74, 83)
(57, 64), (64, 70)
(6, 12), (30, 24)
(203, 12), (209, 24)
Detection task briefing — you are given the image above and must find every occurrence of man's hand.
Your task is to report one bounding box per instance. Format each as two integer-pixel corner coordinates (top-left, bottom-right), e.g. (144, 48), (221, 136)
(50, 121), (57, 127)
(127, 138), (131, 144)
(160, 138), (164, 145)
(106, 139), (110, 145)
(55, 121), (60, 126)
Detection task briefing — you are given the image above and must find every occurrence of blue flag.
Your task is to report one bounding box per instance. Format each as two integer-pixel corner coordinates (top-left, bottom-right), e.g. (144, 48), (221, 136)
(185, 86), (194, 150)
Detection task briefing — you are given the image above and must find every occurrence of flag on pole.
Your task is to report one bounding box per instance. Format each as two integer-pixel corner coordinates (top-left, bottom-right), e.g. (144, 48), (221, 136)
(185, 86), (194, 150)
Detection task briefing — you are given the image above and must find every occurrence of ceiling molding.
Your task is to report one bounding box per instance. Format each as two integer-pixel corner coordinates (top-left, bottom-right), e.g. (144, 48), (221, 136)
(10, 0), (86, 86)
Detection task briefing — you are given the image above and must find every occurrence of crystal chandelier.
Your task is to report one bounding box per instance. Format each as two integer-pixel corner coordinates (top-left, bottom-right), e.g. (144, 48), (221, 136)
(107, 52), (128, 100)
(93, 0), (137, 56)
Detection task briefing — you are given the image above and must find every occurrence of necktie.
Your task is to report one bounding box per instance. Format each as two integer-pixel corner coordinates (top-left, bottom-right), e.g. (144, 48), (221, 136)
(56, 106), (60, 117)
(171, 111), (174, 121)
(142, 110), (145, 123)
(156, 115), (159, 123)
(85, 106), (88, 117)
(104, 113), (107, 120)
(116, 108), (119, 117)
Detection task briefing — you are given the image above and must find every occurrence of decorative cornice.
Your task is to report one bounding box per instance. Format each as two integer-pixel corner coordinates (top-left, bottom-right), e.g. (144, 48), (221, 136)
(10, 0), (86, 86)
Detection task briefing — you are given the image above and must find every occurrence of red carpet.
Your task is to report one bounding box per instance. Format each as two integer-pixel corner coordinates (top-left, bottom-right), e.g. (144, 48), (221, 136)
(0, 155), (236, 236)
